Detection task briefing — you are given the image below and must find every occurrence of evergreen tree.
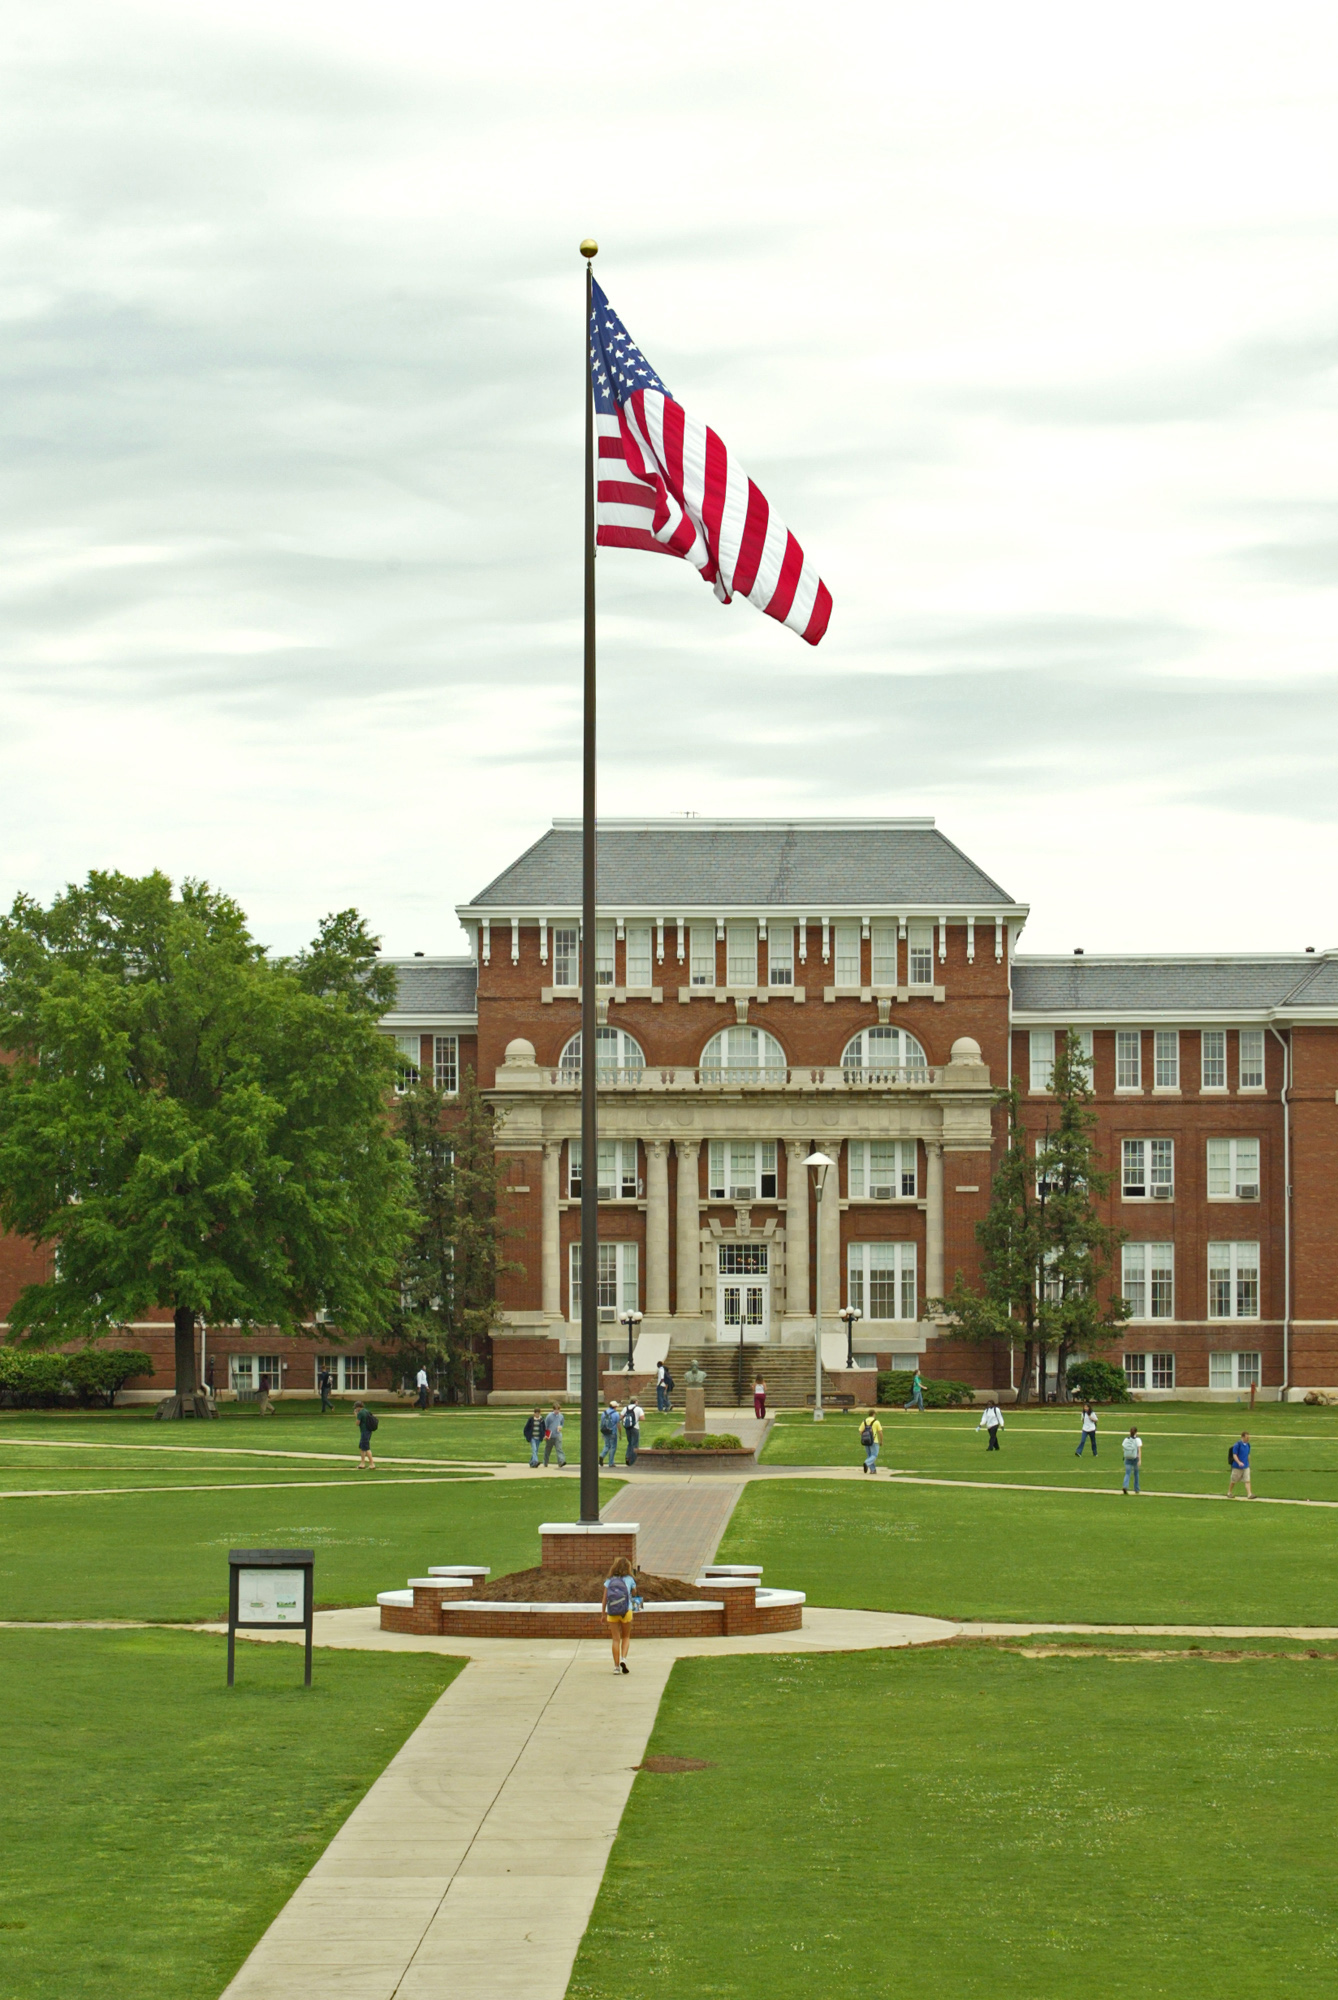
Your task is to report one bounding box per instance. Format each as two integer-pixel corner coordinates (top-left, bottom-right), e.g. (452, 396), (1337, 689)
(0, 872), (415, 1417)
(927, 1032), (1128, 1403)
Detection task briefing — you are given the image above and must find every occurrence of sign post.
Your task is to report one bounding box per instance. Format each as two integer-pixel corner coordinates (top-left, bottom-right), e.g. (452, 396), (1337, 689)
(227, 1547), (315, 1687)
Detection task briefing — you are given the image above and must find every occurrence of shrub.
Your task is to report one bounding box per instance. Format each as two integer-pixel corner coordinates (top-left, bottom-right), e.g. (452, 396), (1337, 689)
(1066, 1359), (1131, 1404)
(876, 1371), (975, 1409)
(656, 1433), (745, 1451)
(66, 1350), (156, 1407)
(0, 1346), (154, 1408)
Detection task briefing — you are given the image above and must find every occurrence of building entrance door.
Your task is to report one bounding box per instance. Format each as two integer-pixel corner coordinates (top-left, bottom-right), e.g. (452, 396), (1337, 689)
(716, 1243), (770, 1341)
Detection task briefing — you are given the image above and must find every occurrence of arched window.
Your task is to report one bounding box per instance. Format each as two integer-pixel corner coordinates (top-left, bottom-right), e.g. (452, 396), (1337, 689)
(558, 1027), (645, 1082)
(842, 1026), (929, 1080)
(699, 1026), (788, 1081)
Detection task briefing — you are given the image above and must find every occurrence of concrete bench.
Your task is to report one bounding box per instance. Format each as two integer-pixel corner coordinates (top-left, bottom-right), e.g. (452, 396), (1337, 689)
(806, 1392), (858, 1409)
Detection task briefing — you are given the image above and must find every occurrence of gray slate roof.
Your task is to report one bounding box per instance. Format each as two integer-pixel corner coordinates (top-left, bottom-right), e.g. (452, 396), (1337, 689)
(1011, 956), (1338, 1015)
(466, 820), (1016, 911)
(382, 959), (478, 1017)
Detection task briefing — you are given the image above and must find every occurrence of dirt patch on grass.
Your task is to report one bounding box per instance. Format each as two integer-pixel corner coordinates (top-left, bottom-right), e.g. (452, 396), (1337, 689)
(476, 1567), (714, 1603)
(1007, 1645), (1337, 1663)
(639, 1756), (716, 1773)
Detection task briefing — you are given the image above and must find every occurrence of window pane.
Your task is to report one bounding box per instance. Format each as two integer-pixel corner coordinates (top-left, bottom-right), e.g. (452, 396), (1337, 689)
(871, 923), (897, 985)
(1122, 1244), (1147, 1317)
(848, 1143), (865, 1198)
(1123, 1352), (1147, 1389)
(393, 1033), (420, 1092)
(1201, 1030), (1226, 1090)
(553, 928), (578, 987)
(1030, 1030), (1054, 1093)
(768, 926), (794, 986)
(908, 923), (933, 986)
(625, 923), (652, 987)
(1208, 1247), (1233, 1318)
(900, 1142), (918, 1198)
(1151, 1353), (1175, 1389)
(1236, 1351), (1261, 1387)
(1150, 1140), (1174, 1194)
(726, 921), (757, 988)
(708, 1141), (725, 1200)
(1207, 1138), (1231, 1197)
(1238, 1030), (1265, 1089)
(1123, 1140), (1145, 1198)
(1149, 1250), (1174, 1319)
(1116, 1031), (1142, 1090)
(595, 925), (615, 985)
(434, 1035), (458, 1093)
(1209, 1351), (1233, 1388)
(834, 922), (861, 985)
(1235, 1248), (1259, 1319)
(1154, 1031), (1179, 1089)
(1235, 1138), (1260, 1199)
(869, 1141), (897, 1197)
(690, 926), (716, 986)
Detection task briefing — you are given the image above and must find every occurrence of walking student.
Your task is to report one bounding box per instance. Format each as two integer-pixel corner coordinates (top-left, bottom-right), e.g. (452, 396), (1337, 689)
(1121, 1424), (1143, 1494)
(317, 1365), (333, 1414)
(354, 1400), (378, 1469)
(523, 1406), (545, 1468)
(542, 1401), (566, 1468)
(1075, 1404), (1099, 1457)
(904, 1368), (926, 1412)
(603, 1557), (636, 1673)
(753, 1376), (767, 1420)
(622, 1397), (643, 1466)
(599, 1395), (622, 1467)
(655, 1360), (674, 1413)
(978, 1398), (1004, 1450)
(860, 1410), (883, 1473)
(415, 1365), (430, 1411)
(1228, 1432), (1254, 1499)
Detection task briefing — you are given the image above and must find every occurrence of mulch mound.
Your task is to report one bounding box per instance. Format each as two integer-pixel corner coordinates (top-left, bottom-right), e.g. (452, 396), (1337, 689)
(476, 1566), (714, 1604)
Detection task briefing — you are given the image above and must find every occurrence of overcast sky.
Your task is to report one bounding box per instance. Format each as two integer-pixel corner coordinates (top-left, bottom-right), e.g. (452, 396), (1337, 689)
(5, 1), (1337, 958)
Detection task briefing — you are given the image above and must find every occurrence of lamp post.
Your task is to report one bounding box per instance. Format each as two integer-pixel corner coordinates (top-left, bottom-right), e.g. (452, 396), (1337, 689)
(803, 1151), (835, 1421)
(619, 1308), (643, 1377)
(838, 1304), (862, 1371)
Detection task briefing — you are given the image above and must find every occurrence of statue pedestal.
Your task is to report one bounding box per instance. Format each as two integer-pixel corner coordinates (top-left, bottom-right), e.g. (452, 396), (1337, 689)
(684, 1385), (707, 1437)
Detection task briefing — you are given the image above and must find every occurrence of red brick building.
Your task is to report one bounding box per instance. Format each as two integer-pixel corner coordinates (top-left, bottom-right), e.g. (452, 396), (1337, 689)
(3, 818), (1334, 1404)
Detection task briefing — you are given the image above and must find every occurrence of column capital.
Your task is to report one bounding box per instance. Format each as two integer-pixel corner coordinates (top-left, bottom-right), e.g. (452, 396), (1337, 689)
(675, 1135), (700, 1157)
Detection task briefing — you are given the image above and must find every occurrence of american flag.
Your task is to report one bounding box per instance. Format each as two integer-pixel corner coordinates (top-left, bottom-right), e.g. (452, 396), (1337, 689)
(589, 279), (832, 647)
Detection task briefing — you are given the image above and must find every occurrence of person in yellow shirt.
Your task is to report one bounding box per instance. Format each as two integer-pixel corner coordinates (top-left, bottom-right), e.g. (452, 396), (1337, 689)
(860, 1411), (884, 1474)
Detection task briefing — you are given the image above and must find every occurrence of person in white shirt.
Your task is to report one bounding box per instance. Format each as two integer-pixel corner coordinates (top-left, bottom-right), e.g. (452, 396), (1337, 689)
(977, 1399), (1005, 1451)
(1121, 1426), (1143, 1494)
(1075, 1404), (1098, 1458)
(415, 1366), (430, 1411)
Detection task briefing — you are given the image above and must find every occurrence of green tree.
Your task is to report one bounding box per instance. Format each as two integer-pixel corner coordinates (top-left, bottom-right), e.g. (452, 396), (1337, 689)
(375, 1068), (518, 1402)
(927, 1032), (1128, 1404)
(0, 871), (416, 1417)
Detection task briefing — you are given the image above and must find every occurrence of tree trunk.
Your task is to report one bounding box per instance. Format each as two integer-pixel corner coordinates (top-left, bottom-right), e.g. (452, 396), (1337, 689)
(155, 1305), (217, 1420)
(1015, 1340), (1035, 1407)
(1056, 1341), (1071, 1402)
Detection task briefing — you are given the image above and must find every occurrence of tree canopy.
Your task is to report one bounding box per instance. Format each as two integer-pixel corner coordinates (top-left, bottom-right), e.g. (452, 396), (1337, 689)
(0, 870), (415, 1413)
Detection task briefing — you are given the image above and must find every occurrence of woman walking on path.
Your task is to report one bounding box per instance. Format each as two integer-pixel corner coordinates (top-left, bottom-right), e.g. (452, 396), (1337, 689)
(1075, 1405), (1099, 1457)
(860, 1411), (883, 1473)
(753, 1377), (767, 1420)
(1228, 1433), (1254, 1499)
(354, 1401), (377, 1469)
(904, 1369), (926, 1412)
(603, 1557), (636, 1673)
(978, 1399), (1005, 1450)
(1121, 1424), (1143, 1494)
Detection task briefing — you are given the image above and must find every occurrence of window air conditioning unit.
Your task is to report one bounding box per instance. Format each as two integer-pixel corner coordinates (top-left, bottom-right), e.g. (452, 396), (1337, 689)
(1152, 1186), (1173, 1200)
(1238, 1183), (1259, 1200)
(599, 1307), (617, 1323)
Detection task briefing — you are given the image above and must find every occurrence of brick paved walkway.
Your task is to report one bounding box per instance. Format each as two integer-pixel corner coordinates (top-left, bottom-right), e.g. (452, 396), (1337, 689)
(600, 1479), (743, 1578)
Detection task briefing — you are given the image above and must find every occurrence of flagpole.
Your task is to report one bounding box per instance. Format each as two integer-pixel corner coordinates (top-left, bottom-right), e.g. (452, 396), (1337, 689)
(578, 238), (600, 1525)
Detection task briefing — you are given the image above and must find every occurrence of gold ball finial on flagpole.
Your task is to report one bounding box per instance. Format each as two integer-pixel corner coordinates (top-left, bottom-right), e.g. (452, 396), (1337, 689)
(579, 238), (598, 259)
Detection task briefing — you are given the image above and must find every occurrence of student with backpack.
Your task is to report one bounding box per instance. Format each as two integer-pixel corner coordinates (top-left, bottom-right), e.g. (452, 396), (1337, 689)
(655, 1361), (674, 1413)
(354, 1401), (378, 1469)
(599, 1396), (622, 1467)
(1228, 1432), (1253, 1499)
(859, 1411), (883, 1473)
(622, 1398), (643, 1465)
(523, 1407), (545, 1468)
(978, 1399), (1005, 1450)
(602, 1557), (637, 1672)
(542, 1402), (566, 1468)
(1121, 1425), (1143, 1494)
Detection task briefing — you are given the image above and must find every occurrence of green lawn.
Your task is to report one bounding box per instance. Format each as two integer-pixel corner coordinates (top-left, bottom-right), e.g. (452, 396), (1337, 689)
(719, 1476), (1338, 1624)
(761, 1401), (1338, 1499)
(0, 1472), (622, 1621)
(0, 1627), (460, 2000)
(569, 1642), (1338, 1999)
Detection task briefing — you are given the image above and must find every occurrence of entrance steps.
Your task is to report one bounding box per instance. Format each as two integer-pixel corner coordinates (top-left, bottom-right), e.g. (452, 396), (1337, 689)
(665, 1341), (848, 1410)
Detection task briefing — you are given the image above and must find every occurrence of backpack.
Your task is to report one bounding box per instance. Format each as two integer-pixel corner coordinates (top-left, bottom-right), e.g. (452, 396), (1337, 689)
(605, 1575), (632, 1616)
(367, 1413), (379, 1432)
(600, 1407), (616, 1436)
(662, 1371), (674, 1391)
(860, 1422), (874, 1447)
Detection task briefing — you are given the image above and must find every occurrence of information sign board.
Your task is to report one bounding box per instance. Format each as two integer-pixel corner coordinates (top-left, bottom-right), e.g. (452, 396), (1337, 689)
(227, 1548), (315, 1687)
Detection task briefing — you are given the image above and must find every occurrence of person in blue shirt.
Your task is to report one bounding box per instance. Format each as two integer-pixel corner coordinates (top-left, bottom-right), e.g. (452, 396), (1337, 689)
(599, 1395), (622, 1467)
(1228, 1432), (1253, 1500)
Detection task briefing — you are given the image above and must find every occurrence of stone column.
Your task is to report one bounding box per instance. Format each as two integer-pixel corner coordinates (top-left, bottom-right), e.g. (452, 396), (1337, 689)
(925, 1138), (944, 1300)
(646, 1139), (670, 1316)
(541, 1140), (561, 1320)
(674, 1138), (701, 1319)
(821, 1142), (841, 1315)
(785, 1140), (810, 1321)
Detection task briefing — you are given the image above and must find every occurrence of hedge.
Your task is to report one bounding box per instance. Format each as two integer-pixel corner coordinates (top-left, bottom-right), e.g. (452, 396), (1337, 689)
(0, 1348), (156, 1408)
(876, 1370), (976, 1409)
(1065, 1359), (1131, 1403)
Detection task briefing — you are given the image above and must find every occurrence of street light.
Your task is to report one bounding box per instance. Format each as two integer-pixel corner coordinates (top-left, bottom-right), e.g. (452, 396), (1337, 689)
(838, 1304), (862, 1370)
(803, 1151), (835, 1421)
(618, 1308), (643, 1376)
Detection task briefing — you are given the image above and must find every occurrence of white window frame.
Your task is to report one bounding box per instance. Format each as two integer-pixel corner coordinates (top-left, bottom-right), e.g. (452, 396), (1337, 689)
(848, 1140), (918, 1200)
(1029, 1029), (1054, 1093)
(833, 921), (861, 987)
(1209, 1349), (1261, 1390)
(230, 1353), (282, 1392)
(1238, 1029), (1265, 1091)
(624, 922), (653, 989)
(433, 1034), (458, 1094)
(1123, 1351), (1147, 1390)
(725, 921), (758, 989)
(559, 1027), (645, 1082)
(316, 1353), (367, 1393)
(767, 926), (794, 987)
(552, 926), (579, 989)
(1122, 1138), (1174, 1201)
(689, 924), (717, 987)
(1200, 1029), (1226, 1092)
(847, 1241), (918, 1323)
(842, 1027), (929, 1081)
(1122, 1243), (1174, 1320)
(907, 922), (934, 988)
(1207, 1137), (1260, 1202)
(392, 1033), (421, 1093)
(1154, 1030), (1180, 1091)
(569, 1240), (639, 1323)
(568, 1139), (640, 1201)
(1150, 1352), (1176, 1390)
(699, 1026), (788, 1079)
(871, 922), (898, 987)
(1115, 1030), (1142, 1092)
(707, 1140), (778, 1201)
(1208, 1241), (1260, 1320)
(595, 923), (615, 987)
